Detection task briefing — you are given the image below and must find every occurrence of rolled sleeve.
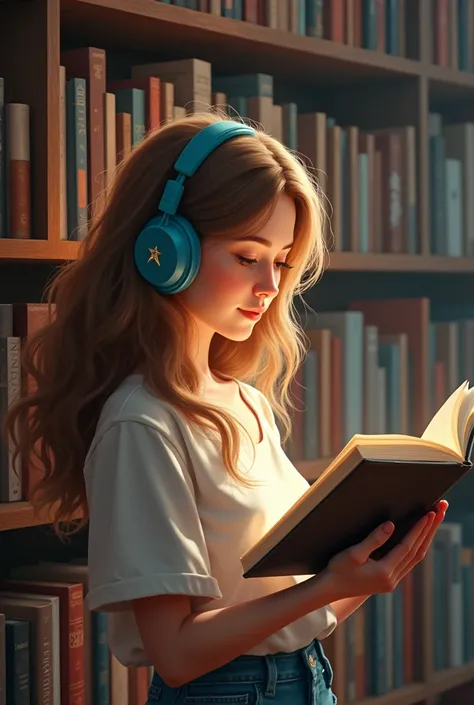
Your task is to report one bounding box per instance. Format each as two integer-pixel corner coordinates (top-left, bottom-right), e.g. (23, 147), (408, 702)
(85, 420), (222, 612)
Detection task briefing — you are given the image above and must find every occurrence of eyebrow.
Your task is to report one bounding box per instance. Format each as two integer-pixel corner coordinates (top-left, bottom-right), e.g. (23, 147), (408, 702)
(231, 236), (294, 250)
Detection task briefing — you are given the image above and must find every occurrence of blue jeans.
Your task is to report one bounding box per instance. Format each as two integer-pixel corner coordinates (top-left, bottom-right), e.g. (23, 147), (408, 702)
(146, 638), (337, 704)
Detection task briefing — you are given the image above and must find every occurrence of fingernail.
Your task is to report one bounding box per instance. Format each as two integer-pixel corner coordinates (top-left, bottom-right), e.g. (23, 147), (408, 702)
(382, 522), (394, 534)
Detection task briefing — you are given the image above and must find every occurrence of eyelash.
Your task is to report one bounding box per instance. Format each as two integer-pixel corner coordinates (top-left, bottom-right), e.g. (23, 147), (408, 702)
(237, 255), (294, 270)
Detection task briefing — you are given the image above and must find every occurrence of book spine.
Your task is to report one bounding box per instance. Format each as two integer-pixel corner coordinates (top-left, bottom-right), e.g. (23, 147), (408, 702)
(66, 78), (88, 241)
(5, 620), (30, 705)
(0, 336), (22, 502)
(6, 104), (31, 239)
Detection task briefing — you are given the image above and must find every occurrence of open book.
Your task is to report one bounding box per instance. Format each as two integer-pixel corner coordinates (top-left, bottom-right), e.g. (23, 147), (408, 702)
(241, 381), (474, 579)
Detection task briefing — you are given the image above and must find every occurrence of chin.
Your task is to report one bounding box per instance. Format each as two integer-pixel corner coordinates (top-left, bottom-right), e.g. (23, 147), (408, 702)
(218, 327), (255, 342)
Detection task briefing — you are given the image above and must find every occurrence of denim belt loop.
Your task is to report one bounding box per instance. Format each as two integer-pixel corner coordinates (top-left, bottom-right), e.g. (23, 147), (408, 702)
(314, 639), (334, 690)
(264, 655), (277, 697)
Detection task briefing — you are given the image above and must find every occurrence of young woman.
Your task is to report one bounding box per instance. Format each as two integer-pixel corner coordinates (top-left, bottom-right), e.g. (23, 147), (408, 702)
(5, 112), (447, 705)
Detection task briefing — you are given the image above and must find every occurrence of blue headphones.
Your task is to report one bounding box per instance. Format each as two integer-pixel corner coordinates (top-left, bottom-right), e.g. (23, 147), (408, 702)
(133, 120), (257, 295)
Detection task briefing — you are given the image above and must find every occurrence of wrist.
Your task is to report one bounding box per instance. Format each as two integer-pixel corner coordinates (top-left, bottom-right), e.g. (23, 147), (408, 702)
(313, 570), (358, 603)
(308, 571), (350, 604)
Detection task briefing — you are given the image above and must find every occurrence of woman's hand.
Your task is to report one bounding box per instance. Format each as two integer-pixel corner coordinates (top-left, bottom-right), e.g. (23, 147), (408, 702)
(321, 500), (448, 600)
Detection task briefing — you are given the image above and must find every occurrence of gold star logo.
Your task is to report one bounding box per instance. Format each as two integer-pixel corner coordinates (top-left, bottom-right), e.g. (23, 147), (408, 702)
(147, 245), (161, 266)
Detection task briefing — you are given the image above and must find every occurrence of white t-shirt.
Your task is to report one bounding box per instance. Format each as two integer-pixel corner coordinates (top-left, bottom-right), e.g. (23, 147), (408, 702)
(84, 373), (337, 667)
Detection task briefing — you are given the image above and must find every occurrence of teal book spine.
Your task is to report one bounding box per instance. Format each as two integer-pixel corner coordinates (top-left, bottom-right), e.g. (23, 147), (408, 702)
(66, 77), (88, 240)
(385, 0), (399, 55)
(92, 612), (110, 705)
(358, 153), (369, 252)
(114, 88), (146, 146)
(306, 0), (324, 38)
(5, 619), (30, 705)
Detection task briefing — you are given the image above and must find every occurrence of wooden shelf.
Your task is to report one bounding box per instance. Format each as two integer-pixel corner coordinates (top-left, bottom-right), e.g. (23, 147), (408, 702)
(0, 239), (80, 263)
(0, 501), (83, 532)
(327, 252), (474, 273)
(4, 241), (474, 274)
(60, 0), (420, 85)
(429, 662), (474, 697)
(427, 63), (474, 100)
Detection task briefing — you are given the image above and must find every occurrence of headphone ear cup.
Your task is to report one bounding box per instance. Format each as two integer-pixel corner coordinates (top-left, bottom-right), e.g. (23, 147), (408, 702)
(134, 215), (201, 295)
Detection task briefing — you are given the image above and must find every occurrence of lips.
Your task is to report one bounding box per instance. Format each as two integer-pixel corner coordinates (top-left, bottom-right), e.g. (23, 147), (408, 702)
(238, 308), (263, 321)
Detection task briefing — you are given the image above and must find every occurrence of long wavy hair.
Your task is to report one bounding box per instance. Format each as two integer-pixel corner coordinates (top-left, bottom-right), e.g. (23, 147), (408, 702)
(3, 110), (328, 535)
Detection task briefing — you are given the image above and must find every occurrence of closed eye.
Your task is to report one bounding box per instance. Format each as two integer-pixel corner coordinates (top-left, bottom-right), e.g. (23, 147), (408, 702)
(237, 255), (293, 269)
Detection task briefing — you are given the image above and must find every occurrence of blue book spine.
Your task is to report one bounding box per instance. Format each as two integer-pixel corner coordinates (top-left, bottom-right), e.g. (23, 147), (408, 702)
(114, 88), (146, 146)
(298, 0), (306, 34)
(233, 0), (242, 19)
(306, 0), (324, 37)
(66, 77), (88, 241)
(392, 586), (404, 687)
(362, 0), (377, 49)
(458, 0), (470, 70)
(358, 153), (369, 252)
(385, 0), (399, 55)
(92, 612), (110, 705)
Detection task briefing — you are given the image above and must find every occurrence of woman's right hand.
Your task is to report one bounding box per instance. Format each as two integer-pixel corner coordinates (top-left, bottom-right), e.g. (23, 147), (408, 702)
(321, 500), (448, 600)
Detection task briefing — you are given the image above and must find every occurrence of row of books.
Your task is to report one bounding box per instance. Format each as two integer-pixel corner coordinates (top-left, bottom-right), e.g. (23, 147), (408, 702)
(285, 299), (474, 463)
(0, 559), (153, 705)
(163, 0), (474, 73)
(5, 49), (472, 256)
(61, 48), (422, 254)
(0, 303), (50, 504)
(430, 0), (474, 72)
(2, 513), (473, 705)
(2, 297), (474, 501)
(343, 513), (474, 700)
(158, 0), (408, 56)
(429, 114), (474, 257)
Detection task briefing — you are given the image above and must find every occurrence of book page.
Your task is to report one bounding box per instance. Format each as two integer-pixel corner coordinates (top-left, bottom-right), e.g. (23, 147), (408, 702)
(421, 381), (468, 456)
(457, 384), (474, 456)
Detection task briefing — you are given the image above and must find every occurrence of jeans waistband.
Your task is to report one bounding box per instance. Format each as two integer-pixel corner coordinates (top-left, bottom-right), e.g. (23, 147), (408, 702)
(153, 639), (334, 694)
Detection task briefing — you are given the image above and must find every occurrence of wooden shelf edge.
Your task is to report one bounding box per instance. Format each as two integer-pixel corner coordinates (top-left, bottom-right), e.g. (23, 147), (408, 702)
(3, 241), (474, 273)
(0, 501), (83, 532)
(0, 501), (55, 531)
(427, 63), (474, 89)
(0, 239), (80, 263)
(429, 661), (474, 696)
(327, 252), (474, 273)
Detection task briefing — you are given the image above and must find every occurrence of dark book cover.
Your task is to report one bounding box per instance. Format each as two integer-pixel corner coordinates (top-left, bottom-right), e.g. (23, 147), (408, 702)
(5, 619), (30, 705)
(243, 454), (471, 578)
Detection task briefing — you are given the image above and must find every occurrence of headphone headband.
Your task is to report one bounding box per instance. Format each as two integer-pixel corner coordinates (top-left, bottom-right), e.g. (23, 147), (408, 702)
(134, 120), (258, 295)
(158, 121), (256, 216)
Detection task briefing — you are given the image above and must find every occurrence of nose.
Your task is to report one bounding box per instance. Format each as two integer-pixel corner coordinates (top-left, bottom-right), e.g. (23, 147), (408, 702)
(253, 265), (279, 300)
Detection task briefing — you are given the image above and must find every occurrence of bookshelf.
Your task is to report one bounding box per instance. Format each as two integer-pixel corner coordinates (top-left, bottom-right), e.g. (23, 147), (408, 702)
(1, 0), (474, 704)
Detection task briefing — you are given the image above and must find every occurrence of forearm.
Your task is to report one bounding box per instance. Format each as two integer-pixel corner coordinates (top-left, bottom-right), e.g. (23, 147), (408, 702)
(171, 574), (336, 686)
(330, 595), (370, 624)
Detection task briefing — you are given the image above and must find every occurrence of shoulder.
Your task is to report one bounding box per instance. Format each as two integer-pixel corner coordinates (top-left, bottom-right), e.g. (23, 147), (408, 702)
(86, 374), (190, 462)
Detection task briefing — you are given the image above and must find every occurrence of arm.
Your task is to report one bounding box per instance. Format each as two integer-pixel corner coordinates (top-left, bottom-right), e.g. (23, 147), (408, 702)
(134, 570), (336, 688)
(330, 595), (370, 624)
(134, 503), (446, 687)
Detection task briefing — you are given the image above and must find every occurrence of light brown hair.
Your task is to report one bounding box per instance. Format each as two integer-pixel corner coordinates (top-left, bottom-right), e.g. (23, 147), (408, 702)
(4, 110), (327, 535)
